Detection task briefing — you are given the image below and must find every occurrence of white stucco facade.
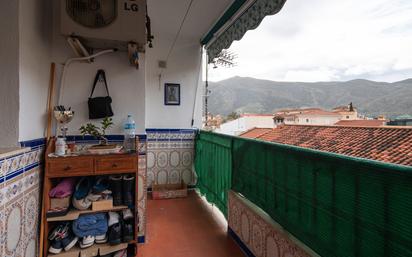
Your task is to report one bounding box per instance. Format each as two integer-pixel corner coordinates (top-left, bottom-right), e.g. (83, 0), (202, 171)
(19, 0), (53, 142)
(290, 114), (342, 125)
(0, 1), (20, 147)
(217, 115), (275, 136)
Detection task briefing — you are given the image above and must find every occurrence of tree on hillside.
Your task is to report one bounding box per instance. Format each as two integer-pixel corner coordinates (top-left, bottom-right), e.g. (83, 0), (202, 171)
(226, 111), (240, 122)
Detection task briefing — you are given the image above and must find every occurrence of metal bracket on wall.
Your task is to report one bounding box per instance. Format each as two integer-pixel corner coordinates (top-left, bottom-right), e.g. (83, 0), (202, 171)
(67, 36), (92, 63)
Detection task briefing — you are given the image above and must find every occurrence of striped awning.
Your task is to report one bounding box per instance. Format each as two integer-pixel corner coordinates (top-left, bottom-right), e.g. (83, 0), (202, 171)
(203, 0), (287, 62)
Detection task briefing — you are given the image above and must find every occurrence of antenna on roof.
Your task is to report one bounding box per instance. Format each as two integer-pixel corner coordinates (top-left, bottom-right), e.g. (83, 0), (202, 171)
(212, 50), (237, 68)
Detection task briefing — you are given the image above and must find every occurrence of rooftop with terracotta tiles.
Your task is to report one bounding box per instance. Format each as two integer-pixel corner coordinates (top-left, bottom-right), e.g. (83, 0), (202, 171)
(335, 119), (387, 127)
(240, 125), (412, 166)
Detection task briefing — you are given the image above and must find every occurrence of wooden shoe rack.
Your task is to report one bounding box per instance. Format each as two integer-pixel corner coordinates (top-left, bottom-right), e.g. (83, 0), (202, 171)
(40, 138), (139, 257)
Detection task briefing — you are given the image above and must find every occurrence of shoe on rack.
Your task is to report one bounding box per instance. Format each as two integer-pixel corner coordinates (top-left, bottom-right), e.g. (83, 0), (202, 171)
(79, 235), (95, 249)
(108, 211), (120, 227)
(109, 175), (123, 206)
(72, 177), (93, 210)
(122, 221), (134, 243)
(48, 222), (70, 253)
(122, 209), (133, 220)
(95, 233), (108, 244)
(122, 175), (135, 207)
(93, 177), (110, 193)
(48, 222), (70, 241)
(108, 223), (122, 245)
(61, 234), (78, 251)
(93, 176), (112, 200)
(48, 239), (63, 254)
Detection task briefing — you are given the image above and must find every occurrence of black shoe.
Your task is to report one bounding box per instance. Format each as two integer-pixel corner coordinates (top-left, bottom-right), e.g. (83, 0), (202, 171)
(49, 239), (63, 254)
(122, 221), (134, 242)
(109, 175), (123, 206)
(61, 230), (79, 251)
(48, 223), (69, 241)
(108, 223), (122, 245)
(122, 175), (135, 207)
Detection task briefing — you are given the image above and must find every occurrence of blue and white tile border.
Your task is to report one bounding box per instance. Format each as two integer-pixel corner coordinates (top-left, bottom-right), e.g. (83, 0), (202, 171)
(0, 138), (45, 257)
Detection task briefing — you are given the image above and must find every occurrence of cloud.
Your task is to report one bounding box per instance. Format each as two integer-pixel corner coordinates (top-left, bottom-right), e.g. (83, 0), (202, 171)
(209, 0), (412, 82)
(284, 68), (339, 82)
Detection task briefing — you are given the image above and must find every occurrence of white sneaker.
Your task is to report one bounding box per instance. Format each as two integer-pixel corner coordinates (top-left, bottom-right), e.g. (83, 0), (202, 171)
(95, 233), (108, 244)
(108, 211), (120, 227)
(122, 209), (133, 220)
(79, 235), (95, 248)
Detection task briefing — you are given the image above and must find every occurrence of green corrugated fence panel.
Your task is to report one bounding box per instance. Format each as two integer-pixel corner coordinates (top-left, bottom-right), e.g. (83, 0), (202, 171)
(194, 132), (232, 216)
(194, 131), (412, 257)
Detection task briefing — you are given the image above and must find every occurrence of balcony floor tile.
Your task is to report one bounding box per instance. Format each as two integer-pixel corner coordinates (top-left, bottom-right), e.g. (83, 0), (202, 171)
(138, 191), (245, 257)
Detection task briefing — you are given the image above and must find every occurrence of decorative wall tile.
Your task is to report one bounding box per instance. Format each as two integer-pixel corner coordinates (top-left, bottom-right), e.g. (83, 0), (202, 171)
(137, 152), (147, 238)
(146, 129), (197, 187)
(1, 159), (11, 177)
(228, 191), (316, 257)
(0, 139), (45, 257)
(4, 192), (24, 257)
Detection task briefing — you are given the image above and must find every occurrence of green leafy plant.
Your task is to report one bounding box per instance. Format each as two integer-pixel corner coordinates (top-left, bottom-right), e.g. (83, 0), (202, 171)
(79, 117), (113, 145)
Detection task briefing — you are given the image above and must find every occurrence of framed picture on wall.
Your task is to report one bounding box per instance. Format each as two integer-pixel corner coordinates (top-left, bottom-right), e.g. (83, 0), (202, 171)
(164, 83), (180, 105)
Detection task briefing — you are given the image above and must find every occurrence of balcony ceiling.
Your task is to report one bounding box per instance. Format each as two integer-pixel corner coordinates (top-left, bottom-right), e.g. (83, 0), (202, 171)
(147, 0), (234, 49)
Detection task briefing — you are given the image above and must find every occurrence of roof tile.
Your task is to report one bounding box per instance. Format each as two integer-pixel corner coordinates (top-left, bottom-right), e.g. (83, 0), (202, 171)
(241, 125), (412, 166)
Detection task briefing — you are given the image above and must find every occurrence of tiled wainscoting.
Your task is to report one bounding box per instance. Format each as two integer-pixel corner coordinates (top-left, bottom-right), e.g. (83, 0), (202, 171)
(0, 139), (45, 257)
(146, 129), (197, 187)
(137, 136), (147, 242)
(228, 191), (318, 257)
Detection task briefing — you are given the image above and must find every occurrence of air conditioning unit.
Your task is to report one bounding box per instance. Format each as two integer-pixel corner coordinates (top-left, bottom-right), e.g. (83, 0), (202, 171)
(61, 0), (147, 52)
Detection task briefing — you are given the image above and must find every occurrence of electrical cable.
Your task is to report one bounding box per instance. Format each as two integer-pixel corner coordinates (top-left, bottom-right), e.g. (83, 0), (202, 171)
(55, 48), (117, 136)
(57, 48), (117, 105)
(158, 0), (194, 87)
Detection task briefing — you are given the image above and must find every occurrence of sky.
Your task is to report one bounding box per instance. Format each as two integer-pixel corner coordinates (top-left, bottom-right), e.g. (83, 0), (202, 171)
(209, 0), (412, 83)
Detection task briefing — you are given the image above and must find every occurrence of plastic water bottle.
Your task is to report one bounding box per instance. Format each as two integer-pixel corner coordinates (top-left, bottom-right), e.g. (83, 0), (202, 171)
(123, 114), (136, 152)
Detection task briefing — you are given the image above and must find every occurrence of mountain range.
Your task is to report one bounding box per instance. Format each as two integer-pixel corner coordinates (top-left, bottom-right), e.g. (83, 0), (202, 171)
(208, 77), (412, 119)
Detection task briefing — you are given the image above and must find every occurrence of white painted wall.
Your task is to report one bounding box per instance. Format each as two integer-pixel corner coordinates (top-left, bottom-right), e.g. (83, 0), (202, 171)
(51, 1), (146, 135)
(145, 41), (203, 129)
(218, 116), (275, 136)
(19, 0), (52, 142)
(294, 115), (341, 125)
(0, 1), (20, 147)
(218, 118), (246, 136)
(245, 116), (275, 129)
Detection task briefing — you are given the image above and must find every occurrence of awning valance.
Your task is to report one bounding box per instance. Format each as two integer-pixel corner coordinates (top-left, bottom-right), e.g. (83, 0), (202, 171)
(204, 0), (287, 62)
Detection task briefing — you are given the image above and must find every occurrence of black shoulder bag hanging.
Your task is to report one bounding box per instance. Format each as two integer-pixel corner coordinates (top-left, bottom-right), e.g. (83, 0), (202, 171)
(88, 69), (114, 119)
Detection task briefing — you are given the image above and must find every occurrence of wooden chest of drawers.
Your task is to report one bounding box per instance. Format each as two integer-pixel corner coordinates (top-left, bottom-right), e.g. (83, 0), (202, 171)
(46, 151), (138, 177)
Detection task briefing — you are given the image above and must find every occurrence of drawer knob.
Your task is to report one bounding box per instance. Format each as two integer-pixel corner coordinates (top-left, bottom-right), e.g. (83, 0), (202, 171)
(64, 166), (71, 171)
(112, 163), (118, 168)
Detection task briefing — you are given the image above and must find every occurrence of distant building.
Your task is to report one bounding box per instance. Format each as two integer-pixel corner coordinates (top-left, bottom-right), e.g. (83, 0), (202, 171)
(240, 125), (412, 166)
(388, 115), (412, 126)
(332, 102), (359, 120)
(216, 114), (275, 136)
(274, 108), (342, 126)
(274, 103), (376, 126)
(335, 119), (387, 127)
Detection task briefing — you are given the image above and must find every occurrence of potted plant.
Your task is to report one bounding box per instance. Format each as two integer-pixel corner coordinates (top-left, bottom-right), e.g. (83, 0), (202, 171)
(79, 117), (113, 146)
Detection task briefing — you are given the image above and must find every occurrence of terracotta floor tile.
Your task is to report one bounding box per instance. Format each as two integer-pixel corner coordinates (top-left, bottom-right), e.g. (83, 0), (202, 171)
(138, 191), (245, 257)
